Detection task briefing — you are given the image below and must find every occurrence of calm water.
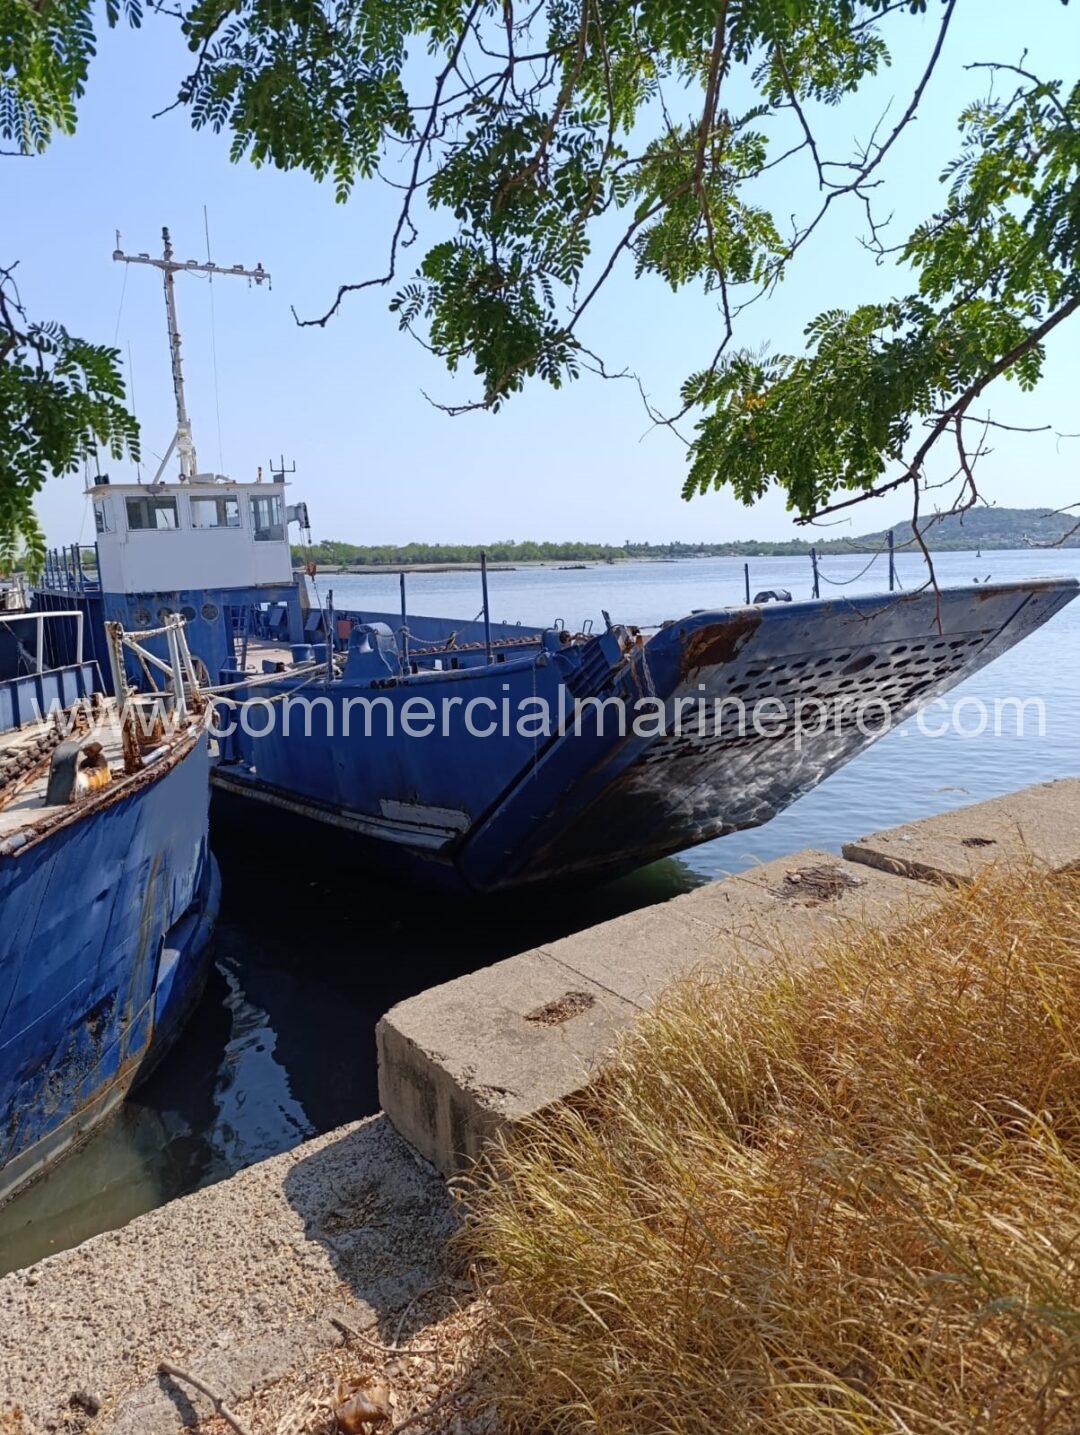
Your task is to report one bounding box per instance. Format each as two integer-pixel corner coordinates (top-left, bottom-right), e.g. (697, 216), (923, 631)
(1, 549), (1077, 1274)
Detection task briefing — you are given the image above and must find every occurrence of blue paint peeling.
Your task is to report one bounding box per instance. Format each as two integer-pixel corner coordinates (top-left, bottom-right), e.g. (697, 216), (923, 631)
(0, 729), (217, 1204)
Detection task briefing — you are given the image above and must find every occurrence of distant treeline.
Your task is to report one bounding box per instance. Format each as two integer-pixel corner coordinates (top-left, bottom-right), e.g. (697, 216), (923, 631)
(293, 540), (629, 565)
(293, 538), (848, 565)
(293, 507), (1079, 567)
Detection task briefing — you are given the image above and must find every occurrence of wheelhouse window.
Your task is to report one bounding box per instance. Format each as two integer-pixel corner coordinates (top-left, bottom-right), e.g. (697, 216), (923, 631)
(93, 500), (112, 534)
(250, 493), (285, 542)
(191, 495), (241, 529)
(126, 496), (179, 531)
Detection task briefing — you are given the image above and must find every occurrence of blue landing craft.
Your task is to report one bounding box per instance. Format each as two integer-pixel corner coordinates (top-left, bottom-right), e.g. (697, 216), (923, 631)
(35, 229), (1080, 891)
(0, 610), (217, 1204)
(207, 579), (1078, 888)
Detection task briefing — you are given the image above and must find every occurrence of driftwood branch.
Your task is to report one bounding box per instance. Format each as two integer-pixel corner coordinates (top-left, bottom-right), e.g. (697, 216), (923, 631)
(157, 1361), (254, 1435)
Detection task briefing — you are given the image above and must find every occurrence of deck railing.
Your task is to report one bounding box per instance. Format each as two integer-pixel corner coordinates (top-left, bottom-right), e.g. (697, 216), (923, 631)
(0, 609), (85, 673)
(40, 545), (100, 595)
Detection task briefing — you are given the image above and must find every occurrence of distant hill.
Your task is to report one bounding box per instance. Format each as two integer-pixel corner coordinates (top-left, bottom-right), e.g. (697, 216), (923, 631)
(840, 506), (1079, 554)
(292, 507), (1078, 568)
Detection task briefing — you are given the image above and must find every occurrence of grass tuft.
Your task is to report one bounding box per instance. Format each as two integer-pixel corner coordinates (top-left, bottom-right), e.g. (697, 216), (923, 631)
(462, 865), (1080, 1434)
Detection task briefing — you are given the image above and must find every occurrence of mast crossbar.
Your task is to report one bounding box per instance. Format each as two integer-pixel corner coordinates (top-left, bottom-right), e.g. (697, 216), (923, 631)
(112, 226), (269, 482)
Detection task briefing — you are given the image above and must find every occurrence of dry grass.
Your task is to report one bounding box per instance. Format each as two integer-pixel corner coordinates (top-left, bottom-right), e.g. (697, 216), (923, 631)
(462, 865), (1080, 1434)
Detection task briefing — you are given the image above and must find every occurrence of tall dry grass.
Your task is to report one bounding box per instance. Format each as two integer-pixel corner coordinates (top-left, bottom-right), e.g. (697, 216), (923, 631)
(462, 866), (1080, 1434)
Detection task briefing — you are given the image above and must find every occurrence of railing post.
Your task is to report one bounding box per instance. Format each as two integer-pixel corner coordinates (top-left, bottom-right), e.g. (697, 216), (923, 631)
(165, 616), (188, 719)
(810, 547), (820, 599)
(481, 551), (492, 665)
(104, 620), (126, 700)
(323, 587), (335, 688)
(888, 529), (896, 592)
(744, 562), (750, 604)
(399, 570), (410, 670)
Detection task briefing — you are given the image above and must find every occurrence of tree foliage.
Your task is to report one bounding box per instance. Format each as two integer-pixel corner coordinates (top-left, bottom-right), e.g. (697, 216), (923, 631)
(2, 0), (142, 571)
(0, 266), (139, 572)
(2, 0), (1077, 560)
(683, 68), (1080, 525)
(0, 0), (140, 152)
(172, 0), (1077, 537)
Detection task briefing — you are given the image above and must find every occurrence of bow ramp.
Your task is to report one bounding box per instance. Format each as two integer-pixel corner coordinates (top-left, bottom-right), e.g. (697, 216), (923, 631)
(459, 578), (1078, 889)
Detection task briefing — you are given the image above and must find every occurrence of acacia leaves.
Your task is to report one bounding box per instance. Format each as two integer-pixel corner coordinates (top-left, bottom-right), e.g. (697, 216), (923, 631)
(2, 0), (143, 565)
(181, 0), (419, 199)
(180, 0), (925, 410)
(0, 273), (139, 574)
(686, 72), (1080, 518)
(4, 0), (1076, 543)
(0, 0), (141, 153)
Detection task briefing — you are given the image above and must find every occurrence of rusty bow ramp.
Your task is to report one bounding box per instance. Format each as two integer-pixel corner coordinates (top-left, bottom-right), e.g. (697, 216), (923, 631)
(457, 578), (1078, 890)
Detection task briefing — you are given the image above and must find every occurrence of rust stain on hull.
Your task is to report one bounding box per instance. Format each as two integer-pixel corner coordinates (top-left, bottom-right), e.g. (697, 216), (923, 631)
(680, 611), (762, 679)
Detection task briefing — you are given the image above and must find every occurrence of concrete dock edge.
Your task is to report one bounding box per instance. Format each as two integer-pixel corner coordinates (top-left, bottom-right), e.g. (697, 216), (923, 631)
(379, 778), (1080, 1176)
(843, 777), (1080, 885)
(0, 1115), (455, 1434)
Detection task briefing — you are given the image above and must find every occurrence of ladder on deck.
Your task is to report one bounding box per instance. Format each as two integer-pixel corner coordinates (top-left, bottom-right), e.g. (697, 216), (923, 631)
(230, 605), (252, 671)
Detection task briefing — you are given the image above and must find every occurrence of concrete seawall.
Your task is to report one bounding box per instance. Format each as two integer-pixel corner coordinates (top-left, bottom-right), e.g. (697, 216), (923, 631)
(1, 777), (1076, 1431)
(378, 777), (1080, 1175)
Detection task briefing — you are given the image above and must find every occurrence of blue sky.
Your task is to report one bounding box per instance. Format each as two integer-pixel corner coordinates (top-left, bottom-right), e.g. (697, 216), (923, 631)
(7, 0), (1078, 547)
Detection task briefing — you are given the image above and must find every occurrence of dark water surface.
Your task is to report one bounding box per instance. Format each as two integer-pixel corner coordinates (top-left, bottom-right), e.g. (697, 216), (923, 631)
(1, 549), (1077, 1275)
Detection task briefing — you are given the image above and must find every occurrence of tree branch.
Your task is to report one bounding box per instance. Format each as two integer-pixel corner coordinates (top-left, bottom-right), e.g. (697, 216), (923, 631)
(295, 0), (485, 328)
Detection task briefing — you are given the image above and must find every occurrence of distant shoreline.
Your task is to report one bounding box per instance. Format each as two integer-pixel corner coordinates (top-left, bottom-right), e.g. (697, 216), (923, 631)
(292, 510), (1078, 573)
(300, 558), (666, 575)
(297, 541), (1067, 577)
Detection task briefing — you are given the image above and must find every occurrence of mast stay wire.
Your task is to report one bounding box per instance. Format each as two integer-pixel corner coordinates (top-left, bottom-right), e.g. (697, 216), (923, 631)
(111, 252), (146, 484)
(112, 261), (129, 343)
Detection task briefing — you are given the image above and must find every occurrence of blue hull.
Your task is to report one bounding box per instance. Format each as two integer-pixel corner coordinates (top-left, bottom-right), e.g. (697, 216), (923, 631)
(0, 730), (217, 1204)
(38, 575), (1079, 891)
(212, 580), (1079, 890)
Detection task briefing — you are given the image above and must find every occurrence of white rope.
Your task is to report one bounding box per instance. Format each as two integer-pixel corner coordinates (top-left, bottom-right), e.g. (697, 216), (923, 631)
(207, 667), (328, 704)
(636, 641), (656, 699)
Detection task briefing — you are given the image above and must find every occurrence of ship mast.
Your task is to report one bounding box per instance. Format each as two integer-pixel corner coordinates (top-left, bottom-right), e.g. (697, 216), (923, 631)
(112, 227), (269, 483)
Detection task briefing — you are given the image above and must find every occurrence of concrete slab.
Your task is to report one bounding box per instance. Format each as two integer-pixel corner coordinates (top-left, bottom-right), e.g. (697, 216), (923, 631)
(843, 778), (1080, 885)
(0, 1115), (456, 1434)
(376, 951), (636, 1175)
(540, 850), (936, 1007)
(537, 900), (726, 1008)
(379, 853), (936, 1174)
